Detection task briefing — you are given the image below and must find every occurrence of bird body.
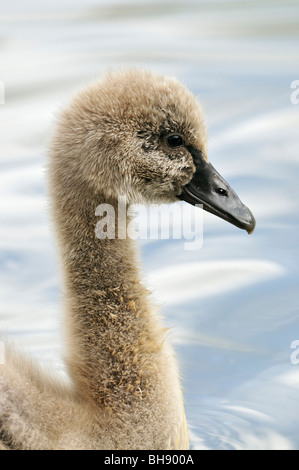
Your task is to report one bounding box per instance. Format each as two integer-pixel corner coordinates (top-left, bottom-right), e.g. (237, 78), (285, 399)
(0, 70), (255, 450)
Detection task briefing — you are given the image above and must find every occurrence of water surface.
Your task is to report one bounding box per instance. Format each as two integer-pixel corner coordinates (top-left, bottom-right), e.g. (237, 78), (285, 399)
(0, 0), (299, 450)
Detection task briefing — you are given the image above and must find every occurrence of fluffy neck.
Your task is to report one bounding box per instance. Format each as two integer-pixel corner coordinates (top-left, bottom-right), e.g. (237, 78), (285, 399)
(51, 178), (171, 412)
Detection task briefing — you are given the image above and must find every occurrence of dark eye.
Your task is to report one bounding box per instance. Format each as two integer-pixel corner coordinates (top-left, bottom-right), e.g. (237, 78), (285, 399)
(166, 134), (184, 148)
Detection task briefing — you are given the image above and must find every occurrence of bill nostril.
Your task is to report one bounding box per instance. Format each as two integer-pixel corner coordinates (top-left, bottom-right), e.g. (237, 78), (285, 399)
(215, 187), (228, 197)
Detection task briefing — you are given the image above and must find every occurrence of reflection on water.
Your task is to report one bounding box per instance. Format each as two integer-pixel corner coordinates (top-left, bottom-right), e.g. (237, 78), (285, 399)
(1, 0), (299, 450)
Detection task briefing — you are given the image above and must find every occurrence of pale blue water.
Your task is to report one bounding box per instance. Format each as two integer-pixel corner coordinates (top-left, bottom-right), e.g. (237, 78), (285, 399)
(0, 0), (299, 450)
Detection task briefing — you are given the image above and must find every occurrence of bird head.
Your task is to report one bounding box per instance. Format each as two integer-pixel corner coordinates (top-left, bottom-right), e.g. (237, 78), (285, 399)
(51, 70), (255, 233)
